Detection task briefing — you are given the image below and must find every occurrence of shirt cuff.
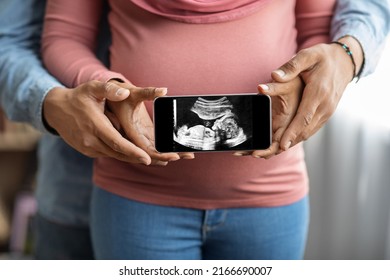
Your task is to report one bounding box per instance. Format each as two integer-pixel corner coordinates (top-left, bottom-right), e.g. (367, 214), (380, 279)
(30, 77), (63, 134)
(331, 20), (385, 77)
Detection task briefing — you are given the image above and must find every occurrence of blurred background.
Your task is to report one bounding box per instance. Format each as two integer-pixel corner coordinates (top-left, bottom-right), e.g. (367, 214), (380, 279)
(0, 37), (389, 260)
(305, 36), (390, 259)
(0, 111), (40, 259)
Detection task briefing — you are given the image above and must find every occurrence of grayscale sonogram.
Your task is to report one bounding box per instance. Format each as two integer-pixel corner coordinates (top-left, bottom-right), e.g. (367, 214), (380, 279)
(172, 96), (253, 151)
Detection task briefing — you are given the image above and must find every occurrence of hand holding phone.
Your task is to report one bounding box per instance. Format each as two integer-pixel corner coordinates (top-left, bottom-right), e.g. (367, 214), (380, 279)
(154, 94), (271, 153)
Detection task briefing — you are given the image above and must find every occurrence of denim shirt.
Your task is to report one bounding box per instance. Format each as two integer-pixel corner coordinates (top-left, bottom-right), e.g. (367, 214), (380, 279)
(0, 0), (61, 133)
(0, 0), (109, 225)
(331, 0), (390, 77)
(0, 0), (389, 226)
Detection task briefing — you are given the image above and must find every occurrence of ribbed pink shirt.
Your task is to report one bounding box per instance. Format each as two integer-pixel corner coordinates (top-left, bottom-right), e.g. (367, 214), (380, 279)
(43, 0), (335, 208)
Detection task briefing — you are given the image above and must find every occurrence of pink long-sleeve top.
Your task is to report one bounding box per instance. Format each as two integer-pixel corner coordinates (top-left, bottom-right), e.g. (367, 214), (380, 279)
(42, 0), (335, 209)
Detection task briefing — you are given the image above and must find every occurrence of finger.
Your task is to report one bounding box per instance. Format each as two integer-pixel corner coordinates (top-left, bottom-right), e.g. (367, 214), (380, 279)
(258, 82), (295, 96)
(99, 144), (152, 164)
(105, 110), (121, 131)
(233, 151), (252, 157)
(291, 106), (329, 147)
(178, 152), (195, 159)
(130, 87), (168, 102)
(109, 80), (168, 101)
(125, 113), (181, 162)
(138, 132), (181, 162)
(273, 126), (287, 143)
(86, 81), (130, 102)
(271, 49), (317, 82)
(150, 159), (169, 166)
(93, 113), (152, 165)
(78, 140), (107, 158)
(80, 135), (149, 164)
(279, 98), (319, 151)
(251, 141), (279, 158)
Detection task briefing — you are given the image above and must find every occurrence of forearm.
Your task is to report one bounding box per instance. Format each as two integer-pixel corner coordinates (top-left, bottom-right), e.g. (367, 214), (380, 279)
(42, 0), (126, 87)
(331, 0), (390, 77)
(0, 43), (62, 133)
(0, 0), (63, 133)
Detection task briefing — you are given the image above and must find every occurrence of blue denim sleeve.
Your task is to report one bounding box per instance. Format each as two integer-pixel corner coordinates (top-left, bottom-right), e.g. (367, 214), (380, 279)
(331, 0), (390, 77)
(0, 0), (62, 133)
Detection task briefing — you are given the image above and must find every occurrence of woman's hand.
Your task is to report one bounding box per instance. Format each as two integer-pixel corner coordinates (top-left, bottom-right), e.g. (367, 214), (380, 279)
(106, 81), (194, 166)
(233, 76), (303, 159)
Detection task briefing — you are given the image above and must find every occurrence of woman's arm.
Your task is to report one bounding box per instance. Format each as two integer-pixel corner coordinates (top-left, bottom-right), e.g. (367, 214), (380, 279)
(295, 1), (335, 50)
(42, 0), (186, 164)
(42, 0), (127, 87)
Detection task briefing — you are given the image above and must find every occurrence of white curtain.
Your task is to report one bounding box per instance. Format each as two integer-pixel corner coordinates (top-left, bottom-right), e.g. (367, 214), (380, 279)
(304, 38), (390, 259)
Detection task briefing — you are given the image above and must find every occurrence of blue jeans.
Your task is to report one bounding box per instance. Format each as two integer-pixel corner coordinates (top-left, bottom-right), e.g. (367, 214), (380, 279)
(91, 187), (309, 260)
(33, 213), (94, 260)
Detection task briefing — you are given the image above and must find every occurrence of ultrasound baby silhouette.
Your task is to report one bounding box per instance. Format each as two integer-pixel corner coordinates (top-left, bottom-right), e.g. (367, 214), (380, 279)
(174, 96), (249, 150)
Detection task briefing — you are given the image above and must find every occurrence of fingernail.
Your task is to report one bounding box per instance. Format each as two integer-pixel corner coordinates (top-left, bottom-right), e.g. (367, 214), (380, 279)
(234, 152), (245, 156)
(169, 157), (180, 162)
(273, 69), (286, 78)
(284, 141), (292, 150)
(116, 88), (130, 96)
(158, 87), (168, 95)
(258, 84), (269, 92)
(138, 158), (150, 165)
(181, 155), (194, 160)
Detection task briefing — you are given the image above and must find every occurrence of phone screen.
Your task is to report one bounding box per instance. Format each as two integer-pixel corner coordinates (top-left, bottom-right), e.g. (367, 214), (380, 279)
(154, 94), (271, 153)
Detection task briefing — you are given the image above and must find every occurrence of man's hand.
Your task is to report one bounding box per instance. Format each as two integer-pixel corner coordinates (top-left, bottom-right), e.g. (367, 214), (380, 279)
(259, 37), (363, 151)
(43, 80), (152, 165)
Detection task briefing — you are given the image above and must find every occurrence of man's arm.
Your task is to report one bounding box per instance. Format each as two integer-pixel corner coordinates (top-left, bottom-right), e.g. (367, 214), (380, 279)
(331, 0), (390, 77)
(0, 0), (61, 133)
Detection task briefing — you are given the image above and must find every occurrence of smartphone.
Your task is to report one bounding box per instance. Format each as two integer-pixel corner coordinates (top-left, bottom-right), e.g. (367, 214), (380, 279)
(154, 94), (271, 153)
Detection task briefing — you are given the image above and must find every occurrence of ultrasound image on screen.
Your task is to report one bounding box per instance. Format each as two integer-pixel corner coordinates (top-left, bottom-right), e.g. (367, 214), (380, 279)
(173, 96), (253, 151)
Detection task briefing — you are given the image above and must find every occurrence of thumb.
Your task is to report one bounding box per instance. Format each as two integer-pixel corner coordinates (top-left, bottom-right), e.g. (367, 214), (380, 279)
(271, 50), (313, 82)
(102, 81), (130, 101)
(87, 81), (130, 102)
(257, 81), (292, 97)
(130, 87), (168, 102)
